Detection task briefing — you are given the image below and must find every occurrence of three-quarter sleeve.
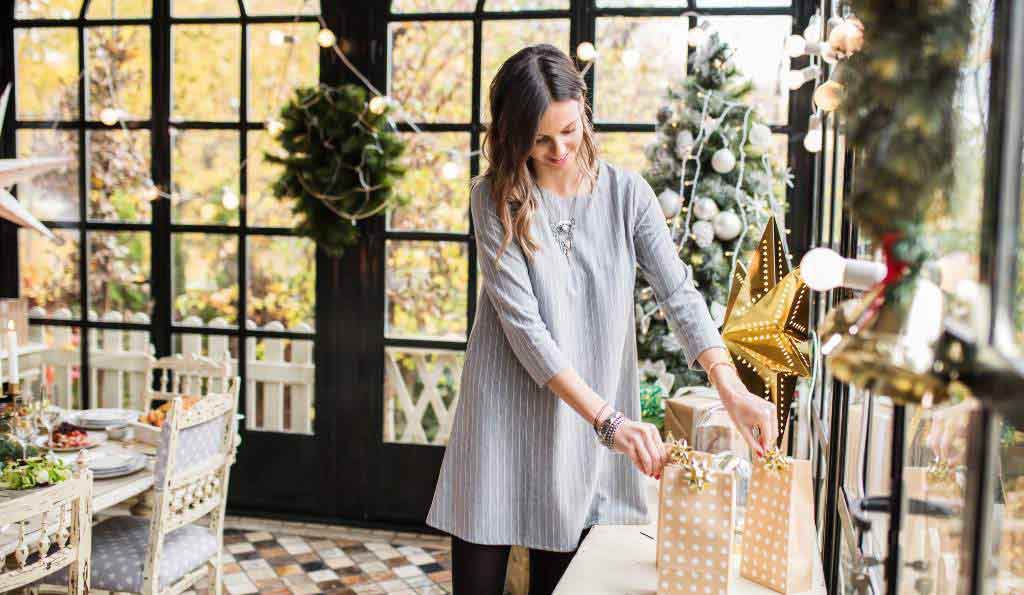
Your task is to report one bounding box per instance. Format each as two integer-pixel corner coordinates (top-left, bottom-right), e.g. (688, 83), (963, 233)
(633, 176), (726, 370)
(472, 181), (571, 387)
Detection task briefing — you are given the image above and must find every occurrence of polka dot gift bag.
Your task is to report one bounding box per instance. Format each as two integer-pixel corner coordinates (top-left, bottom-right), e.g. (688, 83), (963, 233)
(656, 437), (736, 595)
(739, 447), (815, 593)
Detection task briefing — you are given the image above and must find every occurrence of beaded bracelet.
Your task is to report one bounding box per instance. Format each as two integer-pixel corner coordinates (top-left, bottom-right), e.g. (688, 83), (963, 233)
(595, 411), (625, 449)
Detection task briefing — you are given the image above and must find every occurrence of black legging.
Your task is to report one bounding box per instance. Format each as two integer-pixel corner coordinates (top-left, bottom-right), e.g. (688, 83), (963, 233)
(451, 528), (592, 595)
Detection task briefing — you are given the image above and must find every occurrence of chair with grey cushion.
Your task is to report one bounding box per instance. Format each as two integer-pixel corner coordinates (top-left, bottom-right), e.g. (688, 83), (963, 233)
(48, 380), (240, 595)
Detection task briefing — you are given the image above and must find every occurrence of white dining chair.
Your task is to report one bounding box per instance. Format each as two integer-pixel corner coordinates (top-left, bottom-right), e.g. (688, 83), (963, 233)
(0, 467), (92, 594)
(47, 381), (240, 595)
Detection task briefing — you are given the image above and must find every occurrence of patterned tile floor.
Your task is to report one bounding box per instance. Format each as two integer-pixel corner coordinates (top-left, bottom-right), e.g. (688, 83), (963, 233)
(181, 516), (453, 595)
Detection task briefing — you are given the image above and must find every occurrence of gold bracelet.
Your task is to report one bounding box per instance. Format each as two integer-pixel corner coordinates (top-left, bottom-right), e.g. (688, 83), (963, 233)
(706, 360), (737, 384)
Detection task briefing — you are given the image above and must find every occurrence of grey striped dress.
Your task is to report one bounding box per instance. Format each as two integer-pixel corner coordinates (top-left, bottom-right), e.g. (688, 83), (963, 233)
(426, 160), (724, 552)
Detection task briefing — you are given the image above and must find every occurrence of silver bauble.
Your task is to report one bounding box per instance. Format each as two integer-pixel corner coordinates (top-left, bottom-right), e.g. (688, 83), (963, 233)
(712, 210), (742, 241)
(674, 130), (695, 160)
(658, 189), (683, 219)
(692, 197), (720, 221)
(748, 123), (772, 149)
(692, 220), (716, 248)
(711, 148), (736, 174)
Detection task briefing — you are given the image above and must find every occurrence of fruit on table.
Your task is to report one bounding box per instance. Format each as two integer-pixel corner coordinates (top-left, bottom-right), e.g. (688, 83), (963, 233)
(141, 395), (201, 427)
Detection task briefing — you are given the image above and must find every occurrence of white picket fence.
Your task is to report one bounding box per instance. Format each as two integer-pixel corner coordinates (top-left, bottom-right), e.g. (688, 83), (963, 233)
(21, 307), (315, 435)
(383, 347), (462, 446)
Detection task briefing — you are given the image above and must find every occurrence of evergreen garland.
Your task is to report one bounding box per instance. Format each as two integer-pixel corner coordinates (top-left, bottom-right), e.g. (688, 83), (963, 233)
(637, 32), (789, 390)
(267, 84), (408, 257)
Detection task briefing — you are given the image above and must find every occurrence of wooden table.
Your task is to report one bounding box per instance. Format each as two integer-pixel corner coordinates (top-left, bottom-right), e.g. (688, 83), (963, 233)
(555, 477), (828, 594)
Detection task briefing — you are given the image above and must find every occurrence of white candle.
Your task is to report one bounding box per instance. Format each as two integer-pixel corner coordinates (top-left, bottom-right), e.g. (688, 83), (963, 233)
(6, 321), (17, 383)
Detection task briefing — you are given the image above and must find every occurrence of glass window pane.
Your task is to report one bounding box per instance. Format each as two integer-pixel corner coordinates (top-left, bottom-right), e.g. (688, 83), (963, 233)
(383, 347), (464, 445)
(247, 236), (315, 329)
(171, 0), (239, 17)
(14, 0), (81, 19)
(25, 325), (83, 411)
(389, 132), (471, 233)
(697, 0), (789, 6)
(19, 229), (80, 318)
(14, 28), (79, 120)
(172, 233), (239, 325)
(171, 25), (241, 121)
(704, 15), (791, 125)
(386, 240), (468, 340)
(245, 335), (315, 434)
(391, 0), (475, 13)
(88, 231), (151, 320)
(247, 130), (298, 227)
(87, 26), (151, 121)
(485, 0), (568, 10)
(481, 19), (570, 123)
(171, 129), (240, 225)
(248, 23), (320, 122)
(993, 414), (1024, 591)
(16, 129), (79, 222)
(596, 0), (683, 8)
(594, 17), (687, 124)
(87, 130), (152, 222)
(243, 0), (319, 15)
(86, 0), (152, 19)
(389, 21), (472, 123)
(597, 132), (655, 175)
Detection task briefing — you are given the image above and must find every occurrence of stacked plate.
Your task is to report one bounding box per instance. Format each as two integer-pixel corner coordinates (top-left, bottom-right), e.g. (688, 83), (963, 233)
(87, 451), (147, 479)
(70, 408), (141, 430)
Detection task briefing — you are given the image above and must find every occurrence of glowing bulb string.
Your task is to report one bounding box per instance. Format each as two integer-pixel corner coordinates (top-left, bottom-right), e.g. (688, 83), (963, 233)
(678, 91), (714, 241)
(726, 106), (755, 287)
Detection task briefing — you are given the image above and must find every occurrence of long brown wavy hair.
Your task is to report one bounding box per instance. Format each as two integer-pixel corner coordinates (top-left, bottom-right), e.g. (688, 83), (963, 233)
(478, 44), (599, 262)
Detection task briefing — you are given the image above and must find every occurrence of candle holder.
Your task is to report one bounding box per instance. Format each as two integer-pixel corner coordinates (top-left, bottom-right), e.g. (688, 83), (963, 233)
(2, 381), (20, 401)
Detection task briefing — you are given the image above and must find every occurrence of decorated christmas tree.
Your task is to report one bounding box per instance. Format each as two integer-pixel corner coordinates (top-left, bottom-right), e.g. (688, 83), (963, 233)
(637, 31), (790, 391)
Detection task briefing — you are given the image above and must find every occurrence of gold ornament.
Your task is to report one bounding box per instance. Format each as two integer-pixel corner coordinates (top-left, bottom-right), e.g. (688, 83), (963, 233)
(720, 216), (811, 446)
(817, 275), (953, 406)
(665, 436), (710, 492)
(813, 80), (845, 112)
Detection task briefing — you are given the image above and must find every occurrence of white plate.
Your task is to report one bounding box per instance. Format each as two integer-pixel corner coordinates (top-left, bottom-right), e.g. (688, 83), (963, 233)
(71, 409), (141, 428)
(92, 454), (146, 479)
(88, 452), (135, 472)
(35, 432), (108, 453)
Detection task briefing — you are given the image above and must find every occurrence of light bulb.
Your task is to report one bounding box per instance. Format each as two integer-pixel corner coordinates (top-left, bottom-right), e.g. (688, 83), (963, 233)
(317, 28), (336, 48)
(369, 95), (390, 115)
(266, 118), (285, 137)
(688, 22), (710, 47)
(784, 34), (807, 58)
(800, 247), (846, 291)
(269, 29), (286, 46)
(804, 113), (823, 153)
(803, 15), (823, 43)
(576, 41), (597, 62)
(442, 160), (459, 180)
(786, 66), (819, 90)
(99, 107), (120, 126)
(142, 180), (160, 201)
(222, 187), (239, 210)
(621, 48), (640, 68)
(813, 80), (844, 112)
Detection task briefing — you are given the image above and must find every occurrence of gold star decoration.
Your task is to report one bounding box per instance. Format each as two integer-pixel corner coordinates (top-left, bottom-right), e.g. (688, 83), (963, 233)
(720, 216), (811, 446)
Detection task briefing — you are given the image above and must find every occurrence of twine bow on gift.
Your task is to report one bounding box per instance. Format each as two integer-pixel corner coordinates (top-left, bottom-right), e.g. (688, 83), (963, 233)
(759, 446), (790, 475)
(665, 435), (711, 492)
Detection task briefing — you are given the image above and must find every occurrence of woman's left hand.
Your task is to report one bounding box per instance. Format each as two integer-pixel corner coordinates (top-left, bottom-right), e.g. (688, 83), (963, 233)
(710, 366), (777, 457)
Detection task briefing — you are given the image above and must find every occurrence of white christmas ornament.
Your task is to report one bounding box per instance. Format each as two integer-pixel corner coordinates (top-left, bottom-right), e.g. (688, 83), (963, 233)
(693, 197), (719, 221)
(675, 130), (695, 159)
(748, 123), (772, 149)
(710, 301), (727, 327)
(658, 189), (682, 219)
(711, 148), (736, 174)
(712, 210), (742, 241)
(692, 221), (716, 248)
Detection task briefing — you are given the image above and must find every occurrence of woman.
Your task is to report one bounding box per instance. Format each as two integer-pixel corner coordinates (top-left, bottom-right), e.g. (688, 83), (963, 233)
(426, 44), (777, 594)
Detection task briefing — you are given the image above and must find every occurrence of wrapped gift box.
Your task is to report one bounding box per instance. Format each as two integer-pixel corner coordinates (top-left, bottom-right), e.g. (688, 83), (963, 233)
(664, 387), (748, 459)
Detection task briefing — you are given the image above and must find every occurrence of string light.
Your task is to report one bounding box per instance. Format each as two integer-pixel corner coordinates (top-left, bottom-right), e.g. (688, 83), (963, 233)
(142, 179), (160, 202)
(441, 158), (460, 181)
(99, 107), (120, 126)
(368, 95), (390, 115)
(804, 112), (823, 153)
(785, 65), (820, 90)
(316, 28), (336, 48)
(576, 41), (597, 62)
(688, 21), (710, 47)
(803, 13), (823, 43)
(221, 187), (240, 210)
(266, 118), (285, 137)
(784, 34), (807, 58)
(269, 29), (288, 46)
(621, 48), (640, 68)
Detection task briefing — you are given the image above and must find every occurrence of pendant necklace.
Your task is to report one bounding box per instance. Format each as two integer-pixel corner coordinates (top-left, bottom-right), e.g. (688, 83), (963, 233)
(537, 179), (581, 259)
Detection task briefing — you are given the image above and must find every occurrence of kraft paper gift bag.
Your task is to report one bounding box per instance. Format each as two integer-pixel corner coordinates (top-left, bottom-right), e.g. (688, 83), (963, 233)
(740, 448), (814, 594)
(656, 439), (736, 595)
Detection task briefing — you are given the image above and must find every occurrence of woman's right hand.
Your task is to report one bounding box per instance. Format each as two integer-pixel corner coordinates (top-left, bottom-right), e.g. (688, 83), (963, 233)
(612, 419), (667, 479)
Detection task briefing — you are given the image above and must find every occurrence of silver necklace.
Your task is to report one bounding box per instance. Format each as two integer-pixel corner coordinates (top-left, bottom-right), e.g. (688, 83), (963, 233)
(536, 181), (580, 258)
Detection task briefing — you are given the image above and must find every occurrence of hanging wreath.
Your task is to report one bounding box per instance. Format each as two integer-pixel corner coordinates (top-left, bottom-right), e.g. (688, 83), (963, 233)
(266, 83), (407, 257)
